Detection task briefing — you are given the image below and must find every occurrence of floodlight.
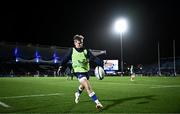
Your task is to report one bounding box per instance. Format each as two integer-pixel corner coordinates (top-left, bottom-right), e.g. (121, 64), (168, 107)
(114, 18), (127, 33)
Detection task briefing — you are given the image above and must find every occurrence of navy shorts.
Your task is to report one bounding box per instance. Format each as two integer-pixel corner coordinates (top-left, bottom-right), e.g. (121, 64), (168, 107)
(74, 72), (90, 80)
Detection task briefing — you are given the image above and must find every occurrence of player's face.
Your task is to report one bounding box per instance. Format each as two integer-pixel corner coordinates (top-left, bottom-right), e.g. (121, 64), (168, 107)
(74, 39), (83, 48)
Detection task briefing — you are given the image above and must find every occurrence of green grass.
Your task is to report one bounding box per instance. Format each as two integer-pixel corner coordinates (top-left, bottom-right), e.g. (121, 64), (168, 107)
(0, 76), (180, 113)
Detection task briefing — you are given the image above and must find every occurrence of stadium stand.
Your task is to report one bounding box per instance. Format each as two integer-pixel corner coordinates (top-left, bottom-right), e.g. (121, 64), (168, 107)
(1, 42), (179, 77)
(0, 42), (106, 77)
(138, 57), (180, 76)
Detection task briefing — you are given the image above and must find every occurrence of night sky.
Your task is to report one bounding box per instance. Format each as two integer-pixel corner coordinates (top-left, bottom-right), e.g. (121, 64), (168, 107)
(1, 0), (180, 65)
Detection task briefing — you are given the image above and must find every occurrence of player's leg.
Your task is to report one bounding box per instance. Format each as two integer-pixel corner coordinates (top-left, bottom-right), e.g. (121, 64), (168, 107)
(130, 75), (133, 81)
(130, 73), (133, 81)
(131, 73), (135, 81)
(75, 84), (84, 103)
(66, 75), (69, 80)
(74, 73), (85, 103)
(71, 74), (73, 80)
(80, 78), (103, 109)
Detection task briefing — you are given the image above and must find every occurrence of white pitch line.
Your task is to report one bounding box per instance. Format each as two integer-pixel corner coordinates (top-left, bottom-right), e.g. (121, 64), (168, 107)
(0, 101), (10, 108)
(102, 82), (165, 87)
(100, 82), (180, 89)
(0, 93), (64, 99)
(150, 85), (180, 88)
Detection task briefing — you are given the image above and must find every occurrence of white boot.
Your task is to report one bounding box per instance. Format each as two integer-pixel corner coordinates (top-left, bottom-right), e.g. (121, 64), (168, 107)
(96, 102), (103, 109)
(75, 92), (79, 104)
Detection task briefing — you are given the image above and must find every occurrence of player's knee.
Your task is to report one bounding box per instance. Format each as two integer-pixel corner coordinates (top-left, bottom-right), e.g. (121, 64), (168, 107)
(79, 85), (85, 91)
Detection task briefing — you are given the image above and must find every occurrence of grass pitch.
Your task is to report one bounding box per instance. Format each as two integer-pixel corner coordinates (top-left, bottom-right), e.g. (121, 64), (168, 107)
(0, 76), (180, 113)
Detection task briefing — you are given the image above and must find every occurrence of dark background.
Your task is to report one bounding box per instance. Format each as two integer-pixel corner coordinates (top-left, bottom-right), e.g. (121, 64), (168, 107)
(1, 0), (180, 65)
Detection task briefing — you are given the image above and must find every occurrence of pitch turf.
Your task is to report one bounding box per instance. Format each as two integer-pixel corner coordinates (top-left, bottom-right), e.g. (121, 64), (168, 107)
(0, 76), (180, 113)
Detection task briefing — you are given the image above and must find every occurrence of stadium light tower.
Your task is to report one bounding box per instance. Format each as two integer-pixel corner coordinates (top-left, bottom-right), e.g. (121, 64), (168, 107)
(114, 18), (128, 76)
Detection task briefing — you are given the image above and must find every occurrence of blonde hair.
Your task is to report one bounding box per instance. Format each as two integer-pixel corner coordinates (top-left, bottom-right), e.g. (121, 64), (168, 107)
(73, 34), (84, 41)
